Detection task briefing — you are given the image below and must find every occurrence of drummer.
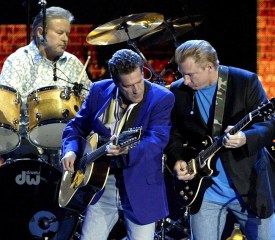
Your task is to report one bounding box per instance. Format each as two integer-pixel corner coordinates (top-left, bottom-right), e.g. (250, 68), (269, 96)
(0, 6), (92, 161)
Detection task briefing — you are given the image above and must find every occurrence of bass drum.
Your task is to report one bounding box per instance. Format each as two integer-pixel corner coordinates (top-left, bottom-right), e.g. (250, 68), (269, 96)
(0, 159), (79, 240)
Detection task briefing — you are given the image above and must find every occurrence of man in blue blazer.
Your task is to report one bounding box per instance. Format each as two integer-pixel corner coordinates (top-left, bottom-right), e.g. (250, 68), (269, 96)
(61, 49), (175, 239)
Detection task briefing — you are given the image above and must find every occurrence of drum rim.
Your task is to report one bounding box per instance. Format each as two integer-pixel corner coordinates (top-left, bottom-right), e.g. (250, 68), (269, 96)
(0, 123), (19, 132)
(28, 119), (69, 132)
(0, 84), (20, 94)
(28, 85), (73, 97)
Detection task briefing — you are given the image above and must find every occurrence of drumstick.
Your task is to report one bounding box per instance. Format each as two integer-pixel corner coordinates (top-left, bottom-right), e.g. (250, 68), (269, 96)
(77, 55), (91, 84)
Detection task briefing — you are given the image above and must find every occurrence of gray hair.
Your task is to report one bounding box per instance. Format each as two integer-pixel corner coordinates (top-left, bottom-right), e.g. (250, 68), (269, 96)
(32, 6), (74, 40)
(175, 40), (219, 70)
(108, 49), (144, 84)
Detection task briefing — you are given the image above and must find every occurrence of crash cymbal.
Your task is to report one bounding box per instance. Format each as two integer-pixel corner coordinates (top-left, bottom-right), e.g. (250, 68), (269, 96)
(139, 15), (203, 45)
(86, 13), (164, 45)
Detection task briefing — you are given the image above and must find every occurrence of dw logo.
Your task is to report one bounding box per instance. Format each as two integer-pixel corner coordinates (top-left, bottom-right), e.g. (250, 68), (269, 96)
(15, 171), (41, 185)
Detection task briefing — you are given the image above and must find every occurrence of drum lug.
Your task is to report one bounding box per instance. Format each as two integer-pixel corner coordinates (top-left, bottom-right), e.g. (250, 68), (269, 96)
(60, 88), (71, 100)
(36, 112), (41, 120)
(62, 109), (70, 119)
(13, 119), (19, 125)
(13, 98), (21, 105)
(33, 96), (40, 103)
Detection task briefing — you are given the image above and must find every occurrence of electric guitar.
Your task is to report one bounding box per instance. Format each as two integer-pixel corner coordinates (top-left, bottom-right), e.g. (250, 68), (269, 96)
(58, 127), (142, 213)
(175, 98), (275, 207)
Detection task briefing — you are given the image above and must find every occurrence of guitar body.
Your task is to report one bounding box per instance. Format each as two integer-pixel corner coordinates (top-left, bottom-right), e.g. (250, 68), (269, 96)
(58, 127), (142, 213)
(175, 136), (217, 207)
(58, 134), (110, 213)
(175, 98), (275, 208)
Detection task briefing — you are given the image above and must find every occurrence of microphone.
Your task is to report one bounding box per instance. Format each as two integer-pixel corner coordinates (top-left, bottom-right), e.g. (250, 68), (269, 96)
(53, 62), (57, 81)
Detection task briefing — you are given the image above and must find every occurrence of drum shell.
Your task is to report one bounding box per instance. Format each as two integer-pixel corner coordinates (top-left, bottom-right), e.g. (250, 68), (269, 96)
(0, 85), (21, 154)
(27, 86), (82, 130)
(27, 86), (83, 149)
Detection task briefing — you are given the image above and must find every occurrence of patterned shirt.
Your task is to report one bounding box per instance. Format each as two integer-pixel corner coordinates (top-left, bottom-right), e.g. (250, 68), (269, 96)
(0, 40), (92, 136)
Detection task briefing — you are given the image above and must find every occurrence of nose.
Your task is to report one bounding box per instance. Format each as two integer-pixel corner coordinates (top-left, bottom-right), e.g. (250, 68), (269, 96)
(61, 33), (69, 42)
(183, 75), (191, 85)
(132, 84), (139, 93)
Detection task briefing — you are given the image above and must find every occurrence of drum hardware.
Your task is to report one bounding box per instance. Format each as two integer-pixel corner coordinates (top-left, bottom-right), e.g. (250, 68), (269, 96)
(13, 96), (21, 105)
(86, 12), (164, 45)
(139, 14), (203, 85)
(13, 118), (20, 125)
(36, 112), (42, 120)
(60, 87), (71, 100)
(155, 215), (190, 240)
(86, 13), (167, 85)
(33, 95), (40, 103)
(139, 15), (203, 46)
(72, 82), (84, 96)
(62, 109), (70, 119)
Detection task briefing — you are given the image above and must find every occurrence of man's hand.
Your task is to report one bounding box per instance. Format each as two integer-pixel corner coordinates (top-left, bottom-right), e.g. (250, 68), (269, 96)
(106, 135), (129, 156)
(61, 151), (77, 172)
(223, 126), (247, 148)
(174, 160), (195, 181)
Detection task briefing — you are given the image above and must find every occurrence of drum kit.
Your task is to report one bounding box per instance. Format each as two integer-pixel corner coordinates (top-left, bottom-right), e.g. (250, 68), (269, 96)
(0, 11), (201, 240)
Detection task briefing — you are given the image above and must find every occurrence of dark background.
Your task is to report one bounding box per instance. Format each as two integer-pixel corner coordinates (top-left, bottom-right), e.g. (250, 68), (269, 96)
(0, 0), (257, 72)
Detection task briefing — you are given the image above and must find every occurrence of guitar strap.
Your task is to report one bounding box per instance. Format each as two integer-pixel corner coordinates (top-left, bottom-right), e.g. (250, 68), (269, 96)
(212, 65), (229, 138)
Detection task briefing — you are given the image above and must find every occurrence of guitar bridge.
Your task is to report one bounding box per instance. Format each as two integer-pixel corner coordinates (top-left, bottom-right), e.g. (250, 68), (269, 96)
(70, 170), (84, 189)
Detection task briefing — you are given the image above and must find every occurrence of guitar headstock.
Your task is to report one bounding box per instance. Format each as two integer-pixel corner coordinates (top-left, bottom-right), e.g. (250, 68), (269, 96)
(118, 127), (142, 148)
(253, 98), (275, 120)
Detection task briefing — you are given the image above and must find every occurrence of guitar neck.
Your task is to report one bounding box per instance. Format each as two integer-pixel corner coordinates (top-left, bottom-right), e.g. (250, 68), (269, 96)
(198, 110), (255, 167)
(78, 141), (110, 171)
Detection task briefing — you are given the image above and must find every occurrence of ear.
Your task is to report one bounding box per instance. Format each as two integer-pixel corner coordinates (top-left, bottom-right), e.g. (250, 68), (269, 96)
(37, 26), (44, 38)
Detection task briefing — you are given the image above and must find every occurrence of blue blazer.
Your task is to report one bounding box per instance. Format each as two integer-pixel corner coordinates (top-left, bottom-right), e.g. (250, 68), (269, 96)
(62, 79), (175, 224)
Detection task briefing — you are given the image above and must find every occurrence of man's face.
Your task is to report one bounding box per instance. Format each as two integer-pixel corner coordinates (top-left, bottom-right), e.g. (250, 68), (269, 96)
(43, 18), (71, 60)
(117, 67), (145, 104)
(178, 57), (213, 90)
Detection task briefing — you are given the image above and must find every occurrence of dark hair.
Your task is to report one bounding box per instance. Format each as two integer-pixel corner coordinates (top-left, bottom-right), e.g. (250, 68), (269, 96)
(108, 49), (143, 83)
(32, 6), (74, 41)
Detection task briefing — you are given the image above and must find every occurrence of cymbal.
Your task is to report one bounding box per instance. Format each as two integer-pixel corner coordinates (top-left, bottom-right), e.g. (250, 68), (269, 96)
(86, 13), (164, 45)
(139, 15), (203, 45)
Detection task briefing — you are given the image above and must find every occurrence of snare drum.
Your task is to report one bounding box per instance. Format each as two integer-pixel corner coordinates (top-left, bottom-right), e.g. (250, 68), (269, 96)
(27, 86), (83, 149)
(0, 85), (21, 154)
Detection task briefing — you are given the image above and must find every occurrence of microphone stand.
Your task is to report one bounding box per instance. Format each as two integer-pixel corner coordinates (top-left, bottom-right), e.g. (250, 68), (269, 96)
(38, 0), (47, 41)
(177, 0), (200, 38)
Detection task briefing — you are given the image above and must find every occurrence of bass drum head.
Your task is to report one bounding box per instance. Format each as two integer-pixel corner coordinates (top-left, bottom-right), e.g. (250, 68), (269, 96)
(0, 159), (78, 240)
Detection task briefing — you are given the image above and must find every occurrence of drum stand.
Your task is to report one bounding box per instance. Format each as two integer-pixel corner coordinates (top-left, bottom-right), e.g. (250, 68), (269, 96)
(155, 208), (191, 240)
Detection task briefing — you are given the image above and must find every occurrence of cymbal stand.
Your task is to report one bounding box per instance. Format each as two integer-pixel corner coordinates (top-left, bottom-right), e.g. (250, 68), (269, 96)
(157, 20), (182, 82)
(178, 0), (200, 38)
(119, 21), (166, 86)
